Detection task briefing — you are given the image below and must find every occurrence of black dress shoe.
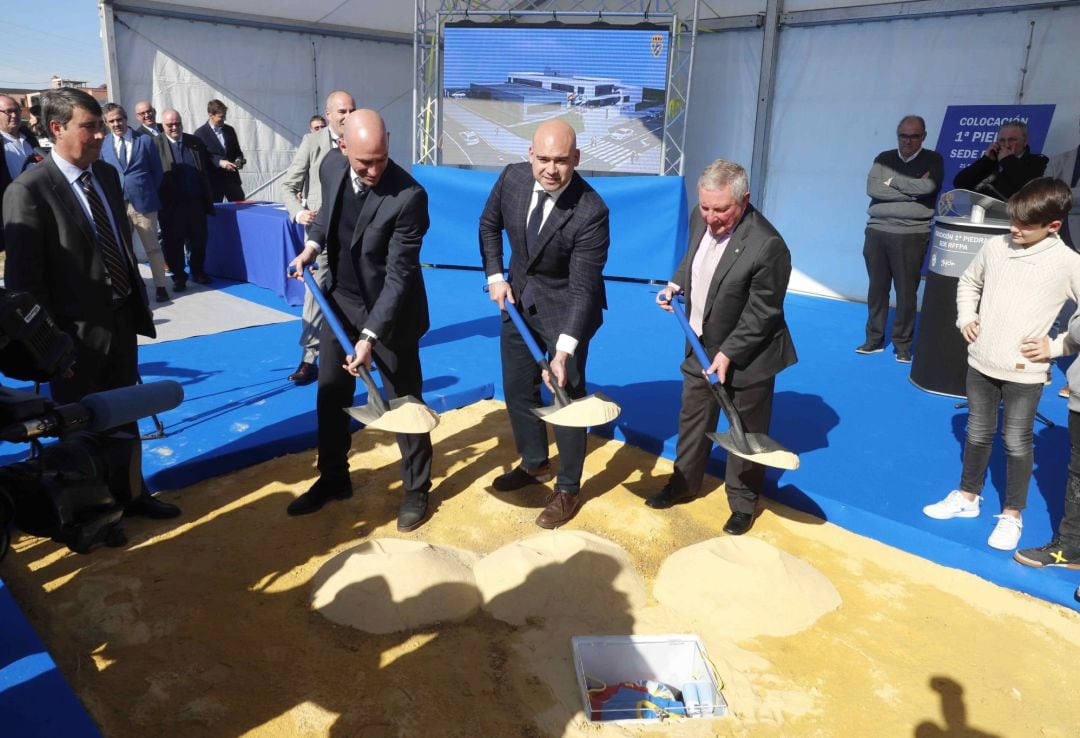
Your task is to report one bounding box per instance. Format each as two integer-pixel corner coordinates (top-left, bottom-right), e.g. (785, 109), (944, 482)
(287, 477), (352, 516)
(125, 493), (182, 519)
(288, 361), (318, 385)
(192, 272), (212, 285)
(723, 511), (754, 535)
(492, 464), (553, 491)
(397, 490), (429, 532)
(645, 484), (696, 509)
(173, 278), (187, 293)
(155, 286), (169, 303)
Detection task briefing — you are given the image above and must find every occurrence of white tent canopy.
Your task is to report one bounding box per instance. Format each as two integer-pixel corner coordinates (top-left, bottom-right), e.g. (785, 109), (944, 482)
(100, 0), (1080, 300)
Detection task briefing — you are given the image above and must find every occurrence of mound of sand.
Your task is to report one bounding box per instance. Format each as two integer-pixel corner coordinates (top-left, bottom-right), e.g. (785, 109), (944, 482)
(474, 530), (648, 627)
(653, 536), (842, 640)
(311, 539), (480, 634)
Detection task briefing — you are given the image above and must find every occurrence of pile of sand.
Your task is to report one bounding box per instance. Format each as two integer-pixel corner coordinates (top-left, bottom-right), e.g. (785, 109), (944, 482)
(653, 536), (842, 639)
(310, 539), (480, 634)
(474, 530), (649, 627)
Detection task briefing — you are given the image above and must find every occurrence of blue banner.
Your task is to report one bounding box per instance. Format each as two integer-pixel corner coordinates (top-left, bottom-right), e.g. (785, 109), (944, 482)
(935, 104), (1056, 193)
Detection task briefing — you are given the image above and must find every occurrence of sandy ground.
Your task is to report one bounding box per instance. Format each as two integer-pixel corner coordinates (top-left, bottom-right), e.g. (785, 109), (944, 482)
(4, 399), (1080, 737)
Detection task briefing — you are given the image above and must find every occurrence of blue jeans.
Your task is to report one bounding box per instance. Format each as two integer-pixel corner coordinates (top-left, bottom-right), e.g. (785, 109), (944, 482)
(959, 367), (1043, 511)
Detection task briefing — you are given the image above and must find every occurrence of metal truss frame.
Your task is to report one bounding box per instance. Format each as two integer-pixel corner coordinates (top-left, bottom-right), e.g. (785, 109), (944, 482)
(412, 1), (699, 176)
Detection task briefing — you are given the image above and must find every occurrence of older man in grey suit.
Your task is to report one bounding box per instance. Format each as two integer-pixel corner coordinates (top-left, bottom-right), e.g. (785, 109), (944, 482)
(479, 119), (610, 529)
(280, 90), (356, 384)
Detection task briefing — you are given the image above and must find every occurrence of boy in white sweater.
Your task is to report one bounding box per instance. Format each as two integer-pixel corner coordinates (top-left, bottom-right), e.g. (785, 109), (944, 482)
(924, 177), (1080, 550)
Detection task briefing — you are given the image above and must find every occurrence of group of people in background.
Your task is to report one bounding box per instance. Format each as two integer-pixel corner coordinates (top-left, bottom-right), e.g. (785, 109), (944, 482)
(855, 114), (1080, 594)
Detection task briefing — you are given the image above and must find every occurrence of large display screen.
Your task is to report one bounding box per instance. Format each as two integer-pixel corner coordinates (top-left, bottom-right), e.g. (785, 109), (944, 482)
(441, 23), (670, 174)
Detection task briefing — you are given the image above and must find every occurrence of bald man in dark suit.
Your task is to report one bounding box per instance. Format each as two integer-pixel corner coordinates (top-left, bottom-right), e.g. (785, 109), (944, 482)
(479, 119), (610, 529)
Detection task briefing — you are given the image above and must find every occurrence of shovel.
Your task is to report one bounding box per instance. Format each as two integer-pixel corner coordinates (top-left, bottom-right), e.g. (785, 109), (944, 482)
(667, 296), (799, 471)
(293, 266), (439, 435)
(500, 299), (621, 428)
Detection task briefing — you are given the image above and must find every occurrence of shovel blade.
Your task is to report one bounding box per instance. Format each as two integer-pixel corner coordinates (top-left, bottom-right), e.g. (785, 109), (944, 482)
(531, 392), (622, 428)
(708, 431), (800, 470)
(344, 395), (440, 434)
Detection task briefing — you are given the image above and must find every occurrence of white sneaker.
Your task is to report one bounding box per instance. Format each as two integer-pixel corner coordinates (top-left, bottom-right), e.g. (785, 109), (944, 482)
(923, 490), (981, 519)
(988, 514), (1023, 551)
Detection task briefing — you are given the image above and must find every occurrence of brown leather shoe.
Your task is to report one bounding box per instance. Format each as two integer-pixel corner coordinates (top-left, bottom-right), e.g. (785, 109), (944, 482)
(288, 361), (317, 385)
(536, 488), (581, 529)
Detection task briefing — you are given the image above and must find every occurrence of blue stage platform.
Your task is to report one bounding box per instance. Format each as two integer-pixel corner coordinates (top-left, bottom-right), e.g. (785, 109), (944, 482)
(3, 254), (1080, 734)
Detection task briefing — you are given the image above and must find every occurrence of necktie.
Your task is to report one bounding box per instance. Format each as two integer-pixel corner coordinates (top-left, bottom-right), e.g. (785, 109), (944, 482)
(525, 191), (549, 256)
(117, 139), (127, 169)
(77, 172), (131, 298)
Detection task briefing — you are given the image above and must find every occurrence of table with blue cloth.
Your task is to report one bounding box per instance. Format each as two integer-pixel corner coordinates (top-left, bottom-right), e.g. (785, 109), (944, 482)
(203, 202), (307, 306)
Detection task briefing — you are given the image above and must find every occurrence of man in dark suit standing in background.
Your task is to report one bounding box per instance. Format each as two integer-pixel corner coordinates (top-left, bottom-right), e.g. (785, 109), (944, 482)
(100, 102), (171, 302)
(1, 94), (41, 252)
(2, 87), (180, 519)
(156, 109), (216, 290)
(479, 119), (610, 529)
(193, 98), (245, 202)
(651, 159), (796, 535)
(133, 100), (163, 138)
(287, 110), (433, 532)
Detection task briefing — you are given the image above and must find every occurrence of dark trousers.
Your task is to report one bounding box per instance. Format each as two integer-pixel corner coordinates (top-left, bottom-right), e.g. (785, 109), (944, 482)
(1060, 411), (1080, 547)
(315, 308), (432, 495)
(670, 359), (775, 515)
(211, 172), (245, 203)
(863, 227), (930, 350)
(500, 309), (589, 493)
(49, 301), (144, 505)
(160, 199), (208, 279)
(959, 367), (1043, 511)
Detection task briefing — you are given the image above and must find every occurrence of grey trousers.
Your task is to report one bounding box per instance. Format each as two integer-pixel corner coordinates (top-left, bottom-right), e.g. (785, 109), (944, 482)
(299, 250), (330, 364)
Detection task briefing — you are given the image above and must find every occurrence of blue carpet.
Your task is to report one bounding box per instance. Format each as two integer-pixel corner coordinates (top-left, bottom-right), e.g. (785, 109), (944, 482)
(3, 267), (1079, 735)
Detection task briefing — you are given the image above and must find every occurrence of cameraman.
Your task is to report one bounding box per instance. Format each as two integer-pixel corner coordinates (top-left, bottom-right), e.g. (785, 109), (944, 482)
(2, 87), (180, 519)
(193, 98), (246, 202)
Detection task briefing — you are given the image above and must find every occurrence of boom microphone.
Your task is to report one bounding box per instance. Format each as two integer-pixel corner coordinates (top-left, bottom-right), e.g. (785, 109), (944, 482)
(83, 381), (185, 432)
(0, 380), (184, 443)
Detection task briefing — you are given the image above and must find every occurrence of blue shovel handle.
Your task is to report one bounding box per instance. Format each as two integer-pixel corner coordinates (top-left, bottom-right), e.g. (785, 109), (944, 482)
(664, 294), (750, 446)
(501, 299), (572, 408)
(290, 265), (387, 414)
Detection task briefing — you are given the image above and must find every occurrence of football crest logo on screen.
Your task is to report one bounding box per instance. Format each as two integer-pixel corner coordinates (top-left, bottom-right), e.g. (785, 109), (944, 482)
(651, 34), (664, 58)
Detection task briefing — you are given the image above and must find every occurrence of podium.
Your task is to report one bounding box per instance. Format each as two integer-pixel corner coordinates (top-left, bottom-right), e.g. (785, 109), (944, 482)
(910, 191), (1010, 397)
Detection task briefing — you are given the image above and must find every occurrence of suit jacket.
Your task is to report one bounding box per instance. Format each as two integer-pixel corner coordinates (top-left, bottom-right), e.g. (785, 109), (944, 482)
(306, 154), (430, 365)
(193, 121), (244, 198)
(953, 147), (1049, 200)
(0, 127), (41, 252)
(155, 133), (215, 215)
(2, 156), (155, 356)
(100, 129), (164, 213)
(673, 205), (797, 388)
(1047, 145), (1080, 244)
(479, 162), (609, 343)
(281, 127), (336, 222)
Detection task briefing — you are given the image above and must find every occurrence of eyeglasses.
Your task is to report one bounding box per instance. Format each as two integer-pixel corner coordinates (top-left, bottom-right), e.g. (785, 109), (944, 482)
(0, 108), (20, 116)
(897, 133), (925, 141)
(162, 122), (181, 128)
(136, 110), (155, 117)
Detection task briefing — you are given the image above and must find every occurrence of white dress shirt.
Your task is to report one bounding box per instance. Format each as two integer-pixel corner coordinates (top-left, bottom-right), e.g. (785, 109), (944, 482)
(2, 130), (34, 179)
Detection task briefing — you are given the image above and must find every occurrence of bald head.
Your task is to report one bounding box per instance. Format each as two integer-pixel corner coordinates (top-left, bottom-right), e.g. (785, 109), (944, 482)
(161, 109), (183, 141)
(342, 109), (389, 188)
(529, 119), (580, 192)
(324, 90), (356, 137)
(134, 99), (156, 127)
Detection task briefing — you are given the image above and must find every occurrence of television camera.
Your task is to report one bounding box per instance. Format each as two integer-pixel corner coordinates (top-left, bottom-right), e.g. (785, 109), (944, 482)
(0, 288), (183, 562)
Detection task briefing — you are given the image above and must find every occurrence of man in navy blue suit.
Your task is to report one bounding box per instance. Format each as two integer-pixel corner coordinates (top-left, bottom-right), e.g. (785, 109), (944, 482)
(193, 99), (245, 203)
(101, 103), (170, 302)
(479, 119), (610, 529)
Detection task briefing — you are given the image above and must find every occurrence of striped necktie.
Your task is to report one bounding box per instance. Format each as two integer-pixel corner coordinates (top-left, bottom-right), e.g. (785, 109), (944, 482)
(77, 172), (131, 298)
